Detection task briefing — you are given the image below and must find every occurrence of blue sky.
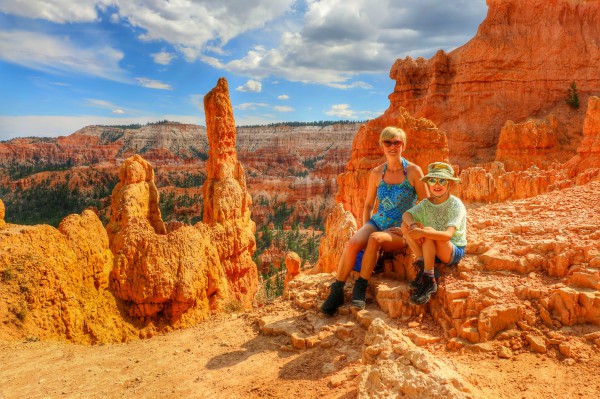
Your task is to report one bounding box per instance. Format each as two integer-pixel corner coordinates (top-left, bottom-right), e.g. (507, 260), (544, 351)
(0, 0), (487, 140)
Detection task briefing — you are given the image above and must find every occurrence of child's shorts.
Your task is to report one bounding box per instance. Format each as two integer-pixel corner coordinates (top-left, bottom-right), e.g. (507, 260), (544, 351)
(436, 243), (465, 266)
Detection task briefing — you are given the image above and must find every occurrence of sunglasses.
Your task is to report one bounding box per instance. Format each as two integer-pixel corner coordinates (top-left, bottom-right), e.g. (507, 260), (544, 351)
(382, 140), (403, 147)
(426, 178), (449, 186)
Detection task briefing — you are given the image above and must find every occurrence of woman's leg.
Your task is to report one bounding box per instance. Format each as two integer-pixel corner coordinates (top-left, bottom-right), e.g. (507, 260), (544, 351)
(359, 230), (406, 280)
(322, 222), (377, 315)
(336, 222), (378, 282)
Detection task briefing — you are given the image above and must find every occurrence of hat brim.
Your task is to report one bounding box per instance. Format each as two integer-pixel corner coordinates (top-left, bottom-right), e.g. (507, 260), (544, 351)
(421, 173), (460, 182)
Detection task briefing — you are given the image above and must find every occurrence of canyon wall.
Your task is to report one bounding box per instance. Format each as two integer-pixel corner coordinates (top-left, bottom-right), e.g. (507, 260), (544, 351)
(390, 0), (600, 167)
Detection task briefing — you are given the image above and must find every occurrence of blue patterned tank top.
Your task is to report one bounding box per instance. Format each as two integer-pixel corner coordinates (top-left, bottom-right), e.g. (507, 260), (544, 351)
(370, 158), (417, 230)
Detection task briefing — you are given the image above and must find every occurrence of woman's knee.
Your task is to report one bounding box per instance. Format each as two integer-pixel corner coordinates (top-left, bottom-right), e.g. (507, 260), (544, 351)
(367, 232), (387, 248)
(345, 238), (364, 253)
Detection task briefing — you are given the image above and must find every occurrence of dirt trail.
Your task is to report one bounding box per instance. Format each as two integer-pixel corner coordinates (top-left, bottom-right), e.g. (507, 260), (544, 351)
(1, 298), (598, 399)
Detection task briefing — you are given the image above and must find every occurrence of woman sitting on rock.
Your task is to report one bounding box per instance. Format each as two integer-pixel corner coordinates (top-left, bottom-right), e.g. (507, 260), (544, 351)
(321, 126), (428, 315)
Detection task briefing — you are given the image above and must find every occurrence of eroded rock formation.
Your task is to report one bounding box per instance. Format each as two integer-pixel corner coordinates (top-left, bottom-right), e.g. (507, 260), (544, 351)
(359, 319), (474, 398)
(495, 116), (561, 172)
(107, 155), (228, 325)
(202, 77), (258, 308)
(565, 96), (600, 175)
(312, 204), (357, 274)
(390, 0), (600, 166)
(0, 208), (137, 344)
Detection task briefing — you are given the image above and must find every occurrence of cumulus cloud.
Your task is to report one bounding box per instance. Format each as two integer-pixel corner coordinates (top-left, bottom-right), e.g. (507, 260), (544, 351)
(236, 79), (262, 93)
(325, 104), (356, 119)
(113, 0), (293, 60)
(277, 94), (289, 100)
(0, 30), (128, 82)
(216, 0), (487, 85)
(135, 77), (172, 90)
(0, 0), (107, 23)
(151, 51), (175, 65)
(112, 109), (125, 114)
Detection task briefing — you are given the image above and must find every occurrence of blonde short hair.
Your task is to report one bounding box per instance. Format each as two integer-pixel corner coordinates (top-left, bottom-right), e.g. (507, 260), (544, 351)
(379, 126), (407, 146)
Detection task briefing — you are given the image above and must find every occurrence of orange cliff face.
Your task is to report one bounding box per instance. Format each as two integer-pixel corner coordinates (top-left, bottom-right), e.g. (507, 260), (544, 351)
(390, 0), (600, 167)
(202, 77), (259, 308)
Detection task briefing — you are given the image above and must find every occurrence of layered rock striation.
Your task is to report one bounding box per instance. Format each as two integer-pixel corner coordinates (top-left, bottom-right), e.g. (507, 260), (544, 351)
(390, 0), (600, 166)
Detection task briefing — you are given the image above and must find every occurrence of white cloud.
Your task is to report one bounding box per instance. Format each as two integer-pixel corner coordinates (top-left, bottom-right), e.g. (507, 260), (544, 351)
(0, 30), (128, 82)
(325, 104), (356, 119)
(277, 94), (289, 100)
(0, 0), (107, 23)
(327, 81), (373, 90)
(236, 79), (262, 93)
(273, 105), (293, 112)
(110, 13), (120, 23)
(135, 77), (172, 90)
(0, 114), (203, 140)
(114, 0), (293, 60)
(213, 0), (486, 85)
(112, 109), (125, 114)
(151, 51), (175, 65)
(236, 103), (269, 111)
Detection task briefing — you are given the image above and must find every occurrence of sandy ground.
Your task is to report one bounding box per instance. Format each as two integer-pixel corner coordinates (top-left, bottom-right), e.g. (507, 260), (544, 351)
(1, 299), (599, 399)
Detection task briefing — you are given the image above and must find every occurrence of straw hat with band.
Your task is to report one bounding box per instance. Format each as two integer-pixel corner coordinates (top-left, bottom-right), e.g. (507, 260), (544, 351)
(421, 162), (460, 182)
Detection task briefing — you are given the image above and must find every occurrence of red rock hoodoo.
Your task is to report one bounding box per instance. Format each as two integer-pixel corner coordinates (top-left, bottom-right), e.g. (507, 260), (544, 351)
(202, 77), (259, 308)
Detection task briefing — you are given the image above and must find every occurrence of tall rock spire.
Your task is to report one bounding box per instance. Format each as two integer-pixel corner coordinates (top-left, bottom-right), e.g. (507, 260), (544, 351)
(203, 77), (258, 308)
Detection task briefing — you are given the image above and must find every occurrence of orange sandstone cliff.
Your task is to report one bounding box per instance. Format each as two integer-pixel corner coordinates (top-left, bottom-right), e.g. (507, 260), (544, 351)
(390, 0), (600, 167)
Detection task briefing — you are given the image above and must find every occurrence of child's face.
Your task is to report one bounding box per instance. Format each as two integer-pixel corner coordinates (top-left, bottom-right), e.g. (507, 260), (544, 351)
(426, 178), (450, 197)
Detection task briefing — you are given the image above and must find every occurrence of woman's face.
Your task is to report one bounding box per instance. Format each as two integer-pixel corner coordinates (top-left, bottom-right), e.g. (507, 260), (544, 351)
(381, 138), (404, 156)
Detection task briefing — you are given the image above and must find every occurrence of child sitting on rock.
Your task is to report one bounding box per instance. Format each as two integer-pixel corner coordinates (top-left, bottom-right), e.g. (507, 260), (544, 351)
(399, 162), (467, 305)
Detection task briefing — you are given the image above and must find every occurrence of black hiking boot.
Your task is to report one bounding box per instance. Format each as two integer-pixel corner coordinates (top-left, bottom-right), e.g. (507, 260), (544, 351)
(409, 259), (424, 290)
(351, 277), (368, 309)
(321, 281), (345, 315)
(410, 275), (438, 305)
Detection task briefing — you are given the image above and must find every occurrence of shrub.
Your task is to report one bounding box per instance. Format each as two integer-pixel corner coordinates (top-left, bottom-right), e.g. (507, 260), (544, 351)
(566, 81), (580, 109)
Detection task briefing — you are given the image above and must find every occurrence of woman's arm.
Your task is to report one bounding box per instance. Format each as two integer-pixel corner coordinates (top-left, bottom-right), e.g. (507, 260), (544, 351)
(362, 168), (380, 225)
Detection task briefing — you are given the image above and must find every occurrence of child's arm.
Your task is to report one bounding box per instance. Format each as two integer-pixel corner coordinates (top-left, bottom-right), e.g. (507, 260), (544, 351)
(409, 226), (456, 242)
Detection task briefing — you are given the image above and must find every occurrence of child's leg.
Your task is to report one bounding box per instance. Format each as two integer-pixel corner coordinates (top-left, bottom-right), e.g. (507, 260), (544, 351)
(433, 240), (454, 264)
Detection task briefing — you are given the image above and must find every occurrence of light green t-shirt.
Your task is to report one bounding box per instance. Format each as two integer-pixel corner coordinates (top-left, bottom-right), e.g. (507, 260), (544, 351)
(406, 195), (467, 247)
